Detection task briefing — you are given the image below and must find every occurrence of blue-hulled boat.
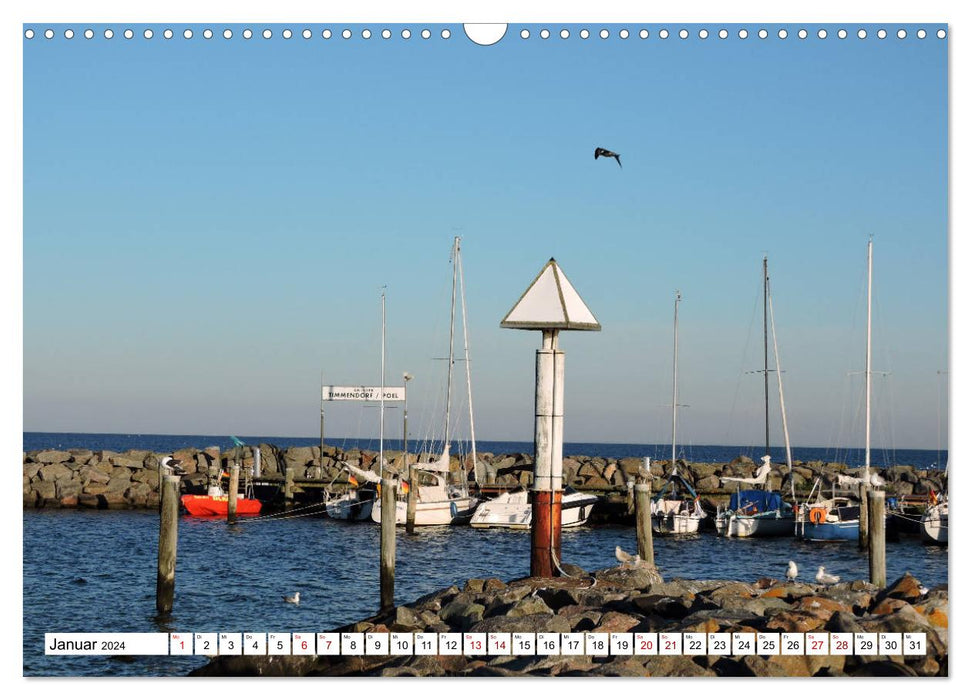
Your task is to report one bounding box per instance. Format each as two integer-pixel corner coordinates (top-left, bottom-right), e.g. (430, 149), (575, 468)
(717, 488), (796, 538)
(795, 488), (861, 541)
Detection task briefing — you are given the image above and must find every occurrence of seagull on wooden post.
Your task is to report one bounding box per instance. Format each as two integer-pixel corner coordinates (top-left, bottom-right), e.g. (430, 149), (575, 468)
(594, 147), (622, 168)
(160, 456), (187, 476)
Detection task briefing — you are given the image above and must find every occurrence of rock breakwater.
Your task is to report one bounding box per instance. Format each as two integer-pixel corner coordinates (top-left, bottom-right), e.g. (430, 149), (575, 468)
(22, 444), (947, 511)
(190, 570), (947, 677)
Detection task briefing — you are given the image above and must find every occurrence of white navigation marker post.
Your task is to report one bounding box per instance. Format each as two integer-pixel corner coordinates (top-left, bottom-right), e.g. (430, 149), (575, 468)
(501, 259), (600, 577)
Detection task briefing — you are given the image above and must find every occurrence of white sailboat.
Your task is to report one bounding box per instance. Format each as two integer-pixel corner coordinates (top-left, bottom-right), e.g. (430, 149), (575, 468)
(921, 497), (948, 544)
(324, 463), (380, 521)
(325, 293), (389, 522)
(372, 237), (480, 526)
(921, 462), (948, 545)
(652, 291), (705, 535)
(921, 375), (948, 545)
(716, 257), (796, 537)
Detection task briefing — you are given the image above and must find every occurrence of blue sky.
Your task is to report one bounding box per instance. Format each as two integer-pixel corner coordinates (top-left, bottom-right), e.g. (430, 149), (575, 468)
(22, 22), (948, 450)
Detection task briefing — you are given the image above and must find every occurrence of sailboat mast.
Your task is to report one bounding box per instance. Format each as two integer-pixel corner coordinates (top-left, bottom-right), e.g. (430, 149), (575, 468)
(444, 236), (458, 449)
(865, 237), (873, 472)
(671, 291), (681, 466)
(379, 288), (386, 479)
(763, 256), (770, 458)
(456, 238), (478, 477)
(768, 290), (793, 472)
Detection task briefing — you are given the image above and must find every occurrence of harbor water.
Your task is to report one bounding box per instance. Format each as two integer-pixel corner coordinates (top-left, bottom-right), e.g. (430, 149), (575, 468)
(24, 507), (947, 677)
(23, 433), (948, 676)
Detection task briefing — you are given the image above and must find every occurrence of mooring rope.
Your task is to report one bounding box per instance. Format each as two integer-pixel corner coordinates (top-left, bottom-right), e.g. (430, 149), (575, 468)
(225, 500), (331, 525)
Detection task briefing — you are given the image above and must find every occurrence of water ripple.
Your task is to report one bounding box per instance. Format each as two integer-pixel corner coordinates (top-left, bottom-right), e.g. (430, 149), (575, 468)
(24, 510), (946, 676)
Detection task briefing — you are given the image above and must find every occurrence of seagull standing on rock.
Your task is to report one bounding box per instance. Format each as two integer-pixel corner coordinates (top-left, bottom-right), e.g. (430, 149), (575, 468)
(786, 561), (798, 582)
(615, 545), (641, 567)
(283, 592), (300, 605)
(815, 566), (840, 586)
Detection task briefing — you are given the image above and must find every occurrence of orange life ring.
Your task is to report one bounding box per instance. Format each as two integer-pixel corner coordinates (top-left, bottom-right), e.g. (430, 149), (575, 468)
(809, 507), (828, 524)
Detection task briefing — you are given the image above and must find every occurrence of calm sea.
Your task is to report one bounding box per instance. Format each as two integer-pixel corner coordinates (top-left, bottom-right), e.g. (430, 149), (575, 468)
(24, 511), (948, 677)
(22, 432), (948, 677)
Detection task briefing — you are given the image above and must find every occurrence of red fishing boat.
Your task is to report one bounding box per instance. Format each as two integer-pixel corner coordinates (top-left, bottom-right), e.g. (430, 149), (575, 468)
(181, 493), (262, 516)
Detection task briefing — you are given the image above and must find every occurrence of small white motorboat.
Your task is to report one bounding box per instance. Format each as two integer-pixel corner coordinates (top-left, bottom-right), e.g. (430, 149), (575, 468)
(470, 487), (598, 530)
(652, 495), (706, 535)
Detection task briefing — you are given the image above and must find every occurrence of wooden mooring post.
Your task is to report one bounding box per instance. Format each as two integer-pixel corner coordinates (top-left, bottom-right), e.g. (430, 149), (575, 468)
(284, 466), (294, 505)
(858, 482), (870, 551)
(404, 373), (415, 534)
(867, 490), (886, 588)
(206, 446), (221, 493)
(156, 474), (180, 615)
(228, 464), (239, 522)
(635, 459), (655, 566)
(380, 478), (397, 611)
(405, 460), (417, 534)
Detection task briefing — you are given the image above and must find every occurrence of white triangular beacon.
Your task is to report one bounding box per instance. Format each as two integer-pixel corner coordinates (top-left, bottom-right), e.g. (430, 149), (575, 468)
(501, 258), (600, 579)
(500, 258), (601, 331)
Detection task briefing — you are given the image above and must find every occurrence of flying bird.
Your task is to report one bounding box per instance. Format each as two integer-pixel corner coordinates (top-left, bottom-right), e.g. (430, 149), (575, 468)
(283, 592), (301, 605)
(594, 147), (622, 168)
(815, 566), (840, 586)
(160, 456), (187, 476)
(786, 561), (798, 582)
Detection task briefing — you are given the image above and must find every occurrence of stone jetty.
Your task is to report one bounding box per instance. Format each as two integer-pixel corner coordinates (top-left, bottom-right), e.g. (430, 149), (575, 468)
(190, 569), (947, 677)
(22, 444), (947, 511)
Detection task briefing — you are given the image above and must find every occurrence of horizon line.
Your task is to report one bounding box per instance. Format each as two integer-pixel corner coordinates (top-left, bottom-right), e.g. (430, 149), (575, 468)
(21, 429), (948, 454)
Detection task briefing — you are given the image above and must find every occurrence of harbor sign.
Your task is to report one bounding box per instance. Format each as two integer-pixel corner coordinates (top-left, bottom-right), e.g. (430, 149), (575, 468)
(322, 386), (406, 402)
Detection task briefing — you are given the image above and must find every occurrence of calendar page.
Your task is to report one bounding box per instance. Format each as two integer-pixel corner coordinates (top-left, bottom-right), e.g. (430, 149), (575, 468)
(18, 0), (951, 683)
